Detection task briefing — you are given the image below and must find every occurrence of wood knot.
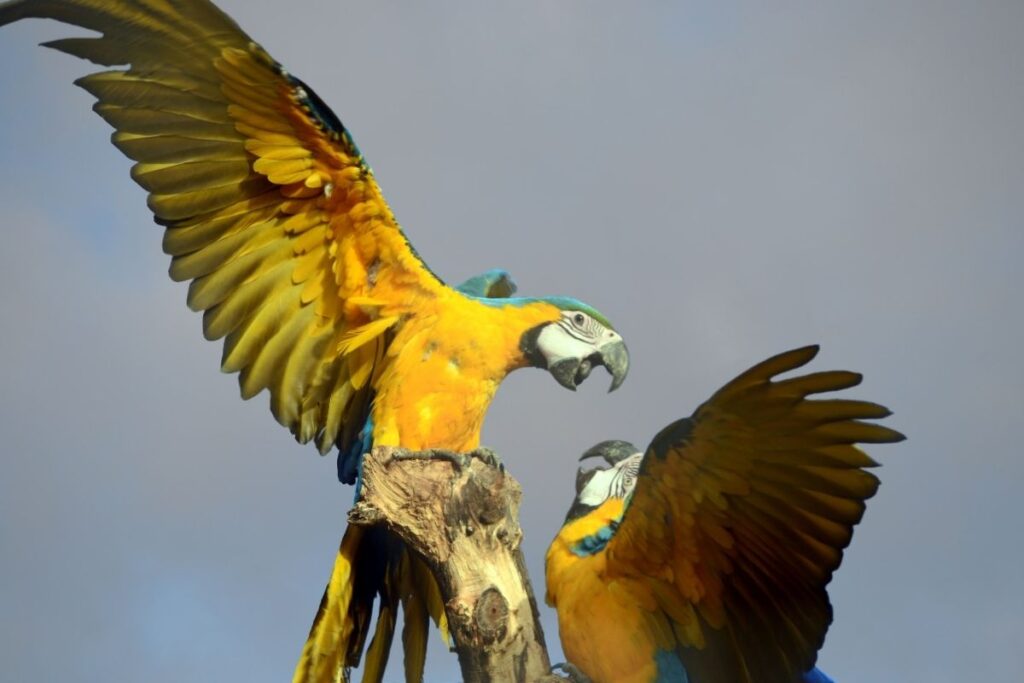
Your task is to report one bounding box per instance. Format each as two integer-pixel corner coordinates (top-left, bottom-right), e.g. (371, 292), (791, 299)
(460, 468), (508, 526)
(472, 587), (509, 645)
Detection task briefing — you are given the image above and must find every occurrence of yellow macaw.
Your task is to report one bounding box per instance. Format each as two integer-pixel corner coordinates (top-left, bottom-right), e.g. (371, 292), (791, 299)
(546, 346), (903, 683)
(0, 1), (630, 681)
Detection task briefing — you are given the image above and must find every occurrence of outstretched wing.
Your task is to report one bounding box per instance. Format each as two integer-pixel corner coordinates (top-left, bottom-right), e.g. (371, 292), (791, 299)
(605, 346), (904, 682)
(0, 0), (452, 455)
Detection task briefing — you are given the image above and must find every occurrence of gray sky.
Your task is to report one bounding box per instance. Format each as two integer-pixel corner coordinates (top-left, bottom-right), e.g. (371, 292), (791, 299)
(1, 1), (1022, 681)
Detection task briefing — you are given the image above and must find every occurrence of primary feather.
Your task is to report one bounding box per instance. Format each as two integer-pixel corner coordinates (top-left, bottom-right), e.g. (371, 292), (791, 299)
(547, 346), (904, 683)
(0, 0), (451, 460)
(0, 3), (626, 681)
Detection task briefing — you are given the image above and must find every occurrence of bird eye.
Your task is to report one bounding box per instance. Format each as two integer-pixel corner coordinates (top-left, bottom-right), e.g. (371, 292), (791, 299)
(573, 313), (585, 326)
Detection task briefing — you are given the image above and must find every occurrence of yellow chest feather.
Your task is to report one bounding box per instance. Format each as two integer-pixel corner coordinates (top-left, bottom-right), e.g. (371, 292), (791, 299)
(546, 502), (672, 683)
(370, 295), (558, 451)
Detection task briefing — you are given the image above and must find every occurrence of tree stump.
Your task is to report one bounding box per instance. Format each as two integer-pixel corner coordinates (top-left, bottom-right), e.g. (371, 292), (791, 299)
(349, 446), (565, 683)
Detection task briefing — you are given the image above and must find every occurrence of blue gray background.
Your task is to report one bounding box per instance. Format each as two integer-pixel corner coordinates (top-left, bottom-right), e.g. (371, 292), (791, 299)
(1, 1), (1021, 681)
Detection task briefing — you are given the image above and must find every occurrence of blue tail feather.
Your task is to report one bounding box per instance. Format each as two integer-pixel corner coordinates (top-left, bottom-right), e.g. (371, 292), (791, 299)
(803, 668), (835, 683)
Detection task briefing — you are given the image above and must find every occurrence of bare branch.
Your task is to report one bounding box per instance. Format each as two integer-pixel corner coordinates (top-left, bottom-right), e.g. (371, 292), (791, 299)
(350, 446), (564, 683)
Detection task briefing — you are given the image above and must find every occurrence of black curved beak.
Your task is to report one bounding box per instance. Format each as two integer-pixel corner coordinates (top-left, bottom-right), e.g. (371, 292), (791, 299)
(578, 440), (641, 465)
(598, 339), (630, 392)
(548, 339), (630, 392)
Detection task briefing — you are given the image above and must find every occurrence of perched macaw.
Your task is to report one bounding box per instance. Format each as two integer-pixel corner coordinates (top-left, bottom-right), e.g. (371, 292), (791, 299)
(546, 346), (904, 683)
(0, 1), (629, 681)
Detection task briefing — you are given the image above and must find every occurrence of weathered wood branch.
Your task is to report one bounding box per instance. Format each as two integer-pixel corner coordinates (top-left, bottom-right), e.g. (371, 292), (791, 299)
(349, 446), (567, 683)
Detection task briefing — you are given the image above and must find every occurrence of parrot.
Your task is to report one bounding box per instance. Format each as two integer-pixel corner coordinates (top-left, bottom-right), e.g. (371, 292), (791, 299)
(545, 346), (904, 683)
(0, 1), (630, 681)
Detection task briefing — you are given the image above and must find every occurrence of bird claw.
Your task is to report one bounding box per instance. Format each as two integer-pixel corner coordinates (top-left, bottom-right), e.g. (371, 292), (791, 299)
(469, 446), (504, 472)
(551, 662), (592, 683)
(390, 448), (471, 470)
(389, 447), (504, 474)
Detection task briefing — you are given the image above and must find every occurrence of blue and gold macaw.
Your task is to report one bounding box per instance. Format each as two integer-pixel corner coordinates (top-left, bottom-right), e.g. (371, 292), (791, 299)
(0, 2), (629, 681)
(546, 346), (904, 683)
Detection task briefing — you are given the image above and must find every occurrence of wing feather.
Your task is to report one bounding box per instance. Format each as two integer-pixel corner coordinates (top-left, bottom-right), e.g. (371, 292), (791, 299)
(0, 0), (453, 455)
(605, 346), (904, 682)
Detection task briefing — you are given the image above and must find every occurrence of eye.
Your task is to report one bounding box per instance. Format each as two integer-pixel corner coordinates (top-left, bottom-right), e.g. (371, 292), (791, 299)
(573, 313), (586, 326)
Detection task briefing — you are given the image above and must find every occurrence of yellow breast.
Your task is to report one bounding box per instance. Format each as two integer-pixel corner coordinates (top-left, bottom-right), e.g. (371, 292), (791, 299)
(546, 501), (672, 683)
(370, 294), (559, 451)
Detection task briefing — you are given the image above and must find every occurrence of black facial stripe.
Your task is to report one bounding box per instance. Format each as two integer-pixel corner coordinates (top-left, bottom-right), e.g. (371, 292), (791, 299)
(519, 323), (547, 367)
(558, 319), (596, 343)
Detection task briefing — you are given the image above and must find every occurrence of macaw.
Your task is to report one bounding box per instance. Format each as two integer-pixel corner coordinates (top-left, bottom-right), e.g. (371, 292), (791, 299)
(546, 346), (904, 683)
(0, 1), (630, 681)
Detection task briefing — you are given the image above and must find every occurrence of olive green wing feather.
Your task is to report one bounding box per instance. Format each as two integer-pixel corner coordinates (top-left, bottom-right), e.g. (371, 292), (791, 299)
(606, 346), (904, 682)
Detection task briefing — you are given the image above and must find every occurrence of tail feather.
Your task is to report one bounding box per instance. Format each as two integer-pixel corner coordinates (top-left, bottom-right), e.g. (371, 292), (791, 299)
(294, 527), (448, 683)
(400, 553), (430, 683)
(418, 554), (450, 647)
(360, 592), (398, 683)
(293, 526), (367, 683)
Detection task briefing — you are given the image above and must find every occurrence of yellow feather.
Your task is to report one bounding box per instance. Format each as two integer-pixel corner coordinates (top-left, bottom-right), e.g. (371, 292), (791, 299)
(293, 225), (328, 255)
(293, 527), (363, 683)
(336, 317), (399, 355)
(116, 133), (246, 165)
(223, 79), (283, 117)
(131, 158), (252, 194)
(245, 140), (314, 160)
(300, 276), (324, 305)
(149, 176), (269, 222)
(317, 374), (354, 454)
(348, 296), (389, 308)
(228, 103), (295, 134)
(235, 122), (303, 146)
(347, 343), (376, 391)
(292, 248), (325, 285)
(252, 154), (311, 176)
(269, 169), (315, 185)
(185, 233), (291, 311)
(219, 46), (276, 85)
(95, 104), (238, 139)
(202, 260), (293, 340)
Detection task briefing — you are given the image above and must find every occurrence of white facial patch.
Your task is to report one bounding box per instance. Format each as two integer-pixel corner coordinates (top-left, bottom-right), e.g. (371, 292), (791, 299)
(577, 453), (643, 506)
(536, 323), (599, 365)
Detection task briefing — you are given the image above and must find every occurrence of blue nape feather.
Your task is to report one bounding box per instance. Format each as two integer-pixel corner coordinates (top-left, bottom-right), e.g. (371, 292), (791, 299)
(454, 268), (517, 298)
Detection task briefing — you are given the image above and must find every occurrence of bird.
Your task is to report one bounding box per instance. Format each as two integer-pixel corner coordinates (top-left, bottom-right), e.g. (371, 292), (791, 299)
(545, 346), (904, 683)
(0, 1), (630, 681)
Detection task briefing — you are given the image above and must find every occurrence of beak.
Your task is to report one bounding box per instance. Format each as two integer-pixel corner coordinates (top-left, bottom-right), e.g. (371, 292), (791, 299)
(548, 338), (630, 392)
(578, 439), (641, 465)
(598, 339), (630, 392)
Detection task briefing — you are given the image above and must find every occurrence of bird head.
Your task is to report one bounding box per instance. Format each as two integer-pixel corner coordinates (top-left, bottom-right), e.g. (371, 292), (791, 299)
(519, 298), (630, 392)
(564, 440), (643, 522)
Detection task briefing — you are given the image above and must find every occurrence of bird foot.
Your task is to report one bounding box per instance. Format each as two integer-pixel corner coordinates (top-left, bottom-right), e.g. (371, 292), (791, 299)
(391, 448), (471, 470)
(469, 446), (504, 472)
(390, 447), (504, 473)
(551, 662), (593, 683)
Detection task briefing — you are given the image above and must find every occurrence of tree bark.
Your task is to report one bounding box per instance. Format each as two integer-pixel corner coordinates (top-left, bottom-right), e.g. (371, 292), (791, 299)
(349, 446), (565, 683)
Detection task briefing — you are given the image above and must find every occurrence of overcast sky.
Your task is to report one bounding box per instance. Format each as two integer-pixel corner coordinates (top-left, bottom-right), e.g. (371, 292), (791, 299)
(1, 1), (1021, 681)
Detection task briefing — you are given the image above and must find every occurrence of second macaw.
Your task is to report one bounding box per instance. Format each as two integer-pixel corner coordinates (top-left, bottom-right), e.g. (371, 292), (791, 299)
(0, 1), (630, 681)
(546, 346), (904, 683)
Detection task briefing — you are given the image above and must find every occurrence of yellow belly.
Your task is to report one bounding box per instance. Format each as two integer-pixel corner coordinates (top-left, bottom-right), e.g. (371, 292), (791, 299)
(547, 519), (674, 683)
(556, 572), (665, 683)
(371, 336), (501, 451)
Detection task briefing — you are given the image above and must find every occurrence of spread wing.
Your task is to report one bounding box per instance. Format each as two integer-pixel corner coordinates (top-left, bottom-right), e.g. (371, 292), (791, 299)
(0, 0), (453, 455)
(605, 346), (904, 682)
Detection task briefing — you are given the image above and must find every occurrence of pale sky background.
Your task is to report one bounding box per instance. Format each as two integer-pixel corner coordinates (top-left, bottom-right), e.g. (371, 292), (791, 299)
(1, 1), (1021, 681)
